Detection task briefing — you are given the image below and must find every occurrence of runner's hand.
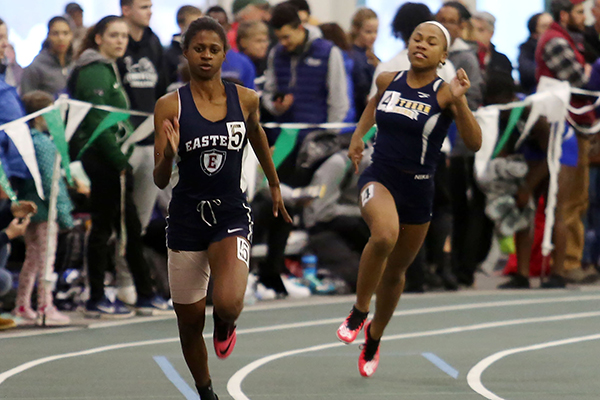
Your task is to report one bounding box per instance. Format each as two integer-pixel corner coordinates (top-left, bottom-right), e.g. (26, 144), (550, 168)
(164, 118), (180, 159)
(270, 184), (292, 223)
(348, 136), (365, 174)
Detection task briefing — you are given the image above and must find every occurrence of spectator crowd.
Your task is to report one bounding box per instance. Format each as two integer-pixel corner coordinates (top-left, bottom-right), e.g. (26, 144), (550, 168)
(1, 0), (600, 331)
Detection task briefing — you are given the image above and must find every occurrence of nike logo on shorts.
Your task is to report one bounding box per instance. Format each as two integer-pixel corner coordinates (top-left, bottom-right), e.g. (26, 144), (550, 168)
(228, 228), (243, 234)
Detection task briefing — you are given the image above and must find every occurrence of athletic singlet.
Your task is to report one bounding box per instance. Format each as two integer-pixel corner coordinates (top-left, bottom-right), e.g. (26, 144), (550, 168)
(171, 81), (248, 202)
(373, 71), (452, 174)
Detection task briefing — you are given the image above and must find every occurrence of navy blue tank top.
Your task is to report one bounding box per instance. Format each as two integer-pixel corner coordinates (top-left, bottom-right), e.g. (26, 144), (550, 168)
(373, 71), (452, 174)
(172, 81), (248, 202)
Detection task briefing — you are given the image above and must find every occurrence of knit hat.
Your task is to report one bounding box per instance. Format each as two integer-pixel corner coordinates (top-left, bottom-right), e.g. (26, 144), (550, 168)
(232, 0), (269, 15)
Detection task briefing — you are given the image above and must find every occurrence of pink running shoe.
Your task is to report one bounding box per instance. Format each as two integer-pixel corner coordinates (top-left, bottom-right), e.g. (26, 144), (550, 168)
(12, 305), (37, 324)
(213, 313), (237, 359)
(358, 321), (380, 378)
(336, 305), (368, 344)
(38, 306), (71, 326)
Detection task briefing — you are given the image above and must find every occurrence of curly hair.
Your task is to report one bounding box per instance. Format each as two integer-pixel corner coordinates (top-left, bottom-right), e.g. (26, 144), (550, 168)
(391, 3), (433, 43)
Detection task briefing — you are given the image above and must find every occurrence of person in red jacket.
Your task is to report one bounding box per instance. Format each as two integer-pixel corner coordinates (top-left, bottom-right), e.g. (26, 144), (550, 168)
(535, 0), (596, 287)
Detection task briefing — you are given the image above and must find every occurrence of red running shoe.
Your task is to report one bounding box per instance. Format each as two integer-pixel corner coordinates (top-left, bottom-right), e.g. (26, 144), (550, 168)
(213, 313), (237, 359)
(358, 321), (380, 378)
(336, 305), (368, 344)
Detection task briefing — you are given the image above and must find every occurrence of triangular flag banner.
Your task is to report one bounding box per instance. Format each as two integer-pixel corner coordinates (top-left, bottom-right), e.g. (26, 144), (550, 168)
(474, 107), (500, 179)
(64, 101), (92, 142)
(43, 108), (73, 185)
(492, 106), (525, 158)
(0, 159), (18, 202)
(363, 126), (377, 143)
(77, 111), (130, 160)
(271, 128), (300, 170)
(3, 122), (45, 200)
(120, 115), (154, 155)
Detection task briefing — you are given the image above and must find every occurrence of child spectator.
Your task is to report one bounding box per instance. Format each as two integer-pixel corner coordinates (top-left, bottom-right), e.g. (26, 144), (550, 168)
(12, 90), (74, 325)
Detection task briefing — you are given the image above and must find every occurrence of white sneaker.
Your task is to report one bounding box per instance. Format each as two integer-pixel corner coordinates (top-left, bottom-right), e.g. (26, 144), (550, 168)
(116, 285), (137, 305)
(244, 274), (258, 305)
(37, 306), (71, 326)
(255, 283), (276, 301)
(12, 306), (37, 325)
(281, 275), (311, 298)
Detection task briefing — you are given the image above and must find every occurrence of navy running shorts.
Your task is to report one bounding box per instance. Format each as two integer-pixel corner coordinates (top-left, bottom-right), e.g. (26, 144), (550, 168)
(167, 195), (254, 251)
(358, 163), (435, 225)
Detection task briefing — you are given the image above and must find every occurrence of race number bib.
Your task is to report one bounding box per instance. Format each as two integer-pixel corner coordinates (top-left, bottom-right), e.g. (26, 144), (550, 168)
(361, 184), (375, 207)
(237, 237), (250, 268)
(227, 122), (246, 151)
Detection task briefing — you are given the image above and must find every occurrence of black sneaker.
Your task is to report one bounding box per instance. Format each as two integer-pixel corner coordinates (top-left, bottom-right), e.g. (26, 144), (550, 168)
(196, 381), (218, 400)
(540, 274), (566, 289)
(337, 305), (368, 344)
(498, 274), (530, 289)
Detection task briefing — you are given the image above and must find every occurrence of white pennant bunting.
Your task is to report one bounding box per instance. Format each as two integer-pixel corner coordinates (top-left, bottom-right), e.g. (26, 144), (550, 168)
(65, 101), (93, 142)
(2, 122), (45, 200)
(473, 107), (500, 180)
(120, 116), (154, 155)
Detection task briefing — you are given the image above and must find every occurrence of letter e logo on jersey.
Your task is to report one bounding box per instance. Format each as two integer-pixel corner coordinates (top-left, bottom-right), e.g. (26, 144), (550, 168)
(226, 122), (246, 151)
(201, 149), (227, 175)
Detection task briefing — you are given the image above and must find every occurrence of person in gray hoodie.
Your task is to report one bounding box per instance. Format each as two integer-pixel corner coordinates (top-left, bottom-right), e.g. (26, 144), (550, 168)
(21, 16), (74, 97)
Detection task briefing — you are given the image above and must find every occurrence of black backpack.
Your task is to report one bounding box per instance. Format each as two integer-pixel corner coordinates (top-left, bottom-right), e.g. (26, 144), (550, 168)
(294, 129), (341, 187)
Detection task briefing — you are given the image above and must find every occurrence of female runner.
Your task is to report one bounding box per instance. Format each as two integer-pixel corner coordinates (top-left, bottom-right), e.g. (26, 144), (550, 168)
(153, 17), (291, 399)
(336, 21), (481, 377)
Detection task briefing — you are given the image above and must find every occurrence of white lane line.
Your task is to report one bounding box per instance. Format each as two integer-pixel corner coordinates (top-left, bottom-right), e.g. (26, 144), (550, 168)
(3, 292), (599, 340)
(2, 294), (600, 385)
(226, 311), (600, 400)
(0, 327), (82, 339)
(0, 337), (180, 385)
(467, 333), (600, 400)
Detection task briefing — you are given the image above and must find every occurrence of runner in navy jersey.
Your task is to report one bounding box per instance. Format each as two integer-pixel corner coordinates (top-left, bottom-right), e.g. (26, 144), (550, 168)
(153, 17), (291, 400)
(335, 21), (481, 377)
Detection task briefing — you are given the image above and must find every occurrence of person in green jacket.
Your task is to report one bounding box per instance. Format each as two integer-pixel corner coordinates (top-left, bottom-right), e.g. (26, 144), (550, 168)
(68, 15), (170, 318)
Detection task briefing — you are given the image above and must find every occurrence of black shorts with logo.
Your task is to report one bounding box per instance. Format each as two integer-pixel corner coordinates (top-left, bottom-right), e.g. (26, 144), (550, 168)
(167, 195), (254, 251)
(358, 163), (435, 225)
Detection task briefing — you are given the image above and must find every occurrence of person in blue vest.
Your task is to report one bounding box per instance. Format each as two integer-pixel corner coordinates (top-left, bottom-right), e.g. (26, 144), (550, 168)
(253, 2), (349, 297)
(153, 17), (290, 400)
(336, 22), (481, 378)
(262, 2), (348, 124)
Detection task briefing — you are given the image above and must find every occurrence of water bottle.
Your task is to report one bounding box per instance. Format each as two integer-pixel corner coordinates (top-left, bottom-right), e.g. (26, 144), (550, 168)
(302, 254), (335, 294)
(301, 254), (318, 281)
(301, 254), (318, 293)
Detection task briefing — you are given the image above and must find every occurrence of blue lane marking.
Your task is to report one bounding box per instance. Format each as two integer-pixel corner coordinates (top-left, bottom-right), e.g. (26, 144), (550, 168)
(153, 356), (199, 399)
(421, 352), (459, 379)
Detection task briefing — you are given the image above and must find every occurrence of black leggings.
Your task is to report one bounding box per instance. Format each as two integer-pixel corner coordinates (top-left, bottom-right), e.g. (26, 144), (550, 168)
(82, 153), (154, 302)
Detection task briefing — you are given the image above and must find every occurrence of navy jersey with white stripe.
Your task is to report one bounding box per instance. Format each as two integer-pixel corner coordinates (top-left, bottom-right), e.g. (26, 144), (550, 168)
(373, 71), (452, 174)
(172, 81), (248, 201)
